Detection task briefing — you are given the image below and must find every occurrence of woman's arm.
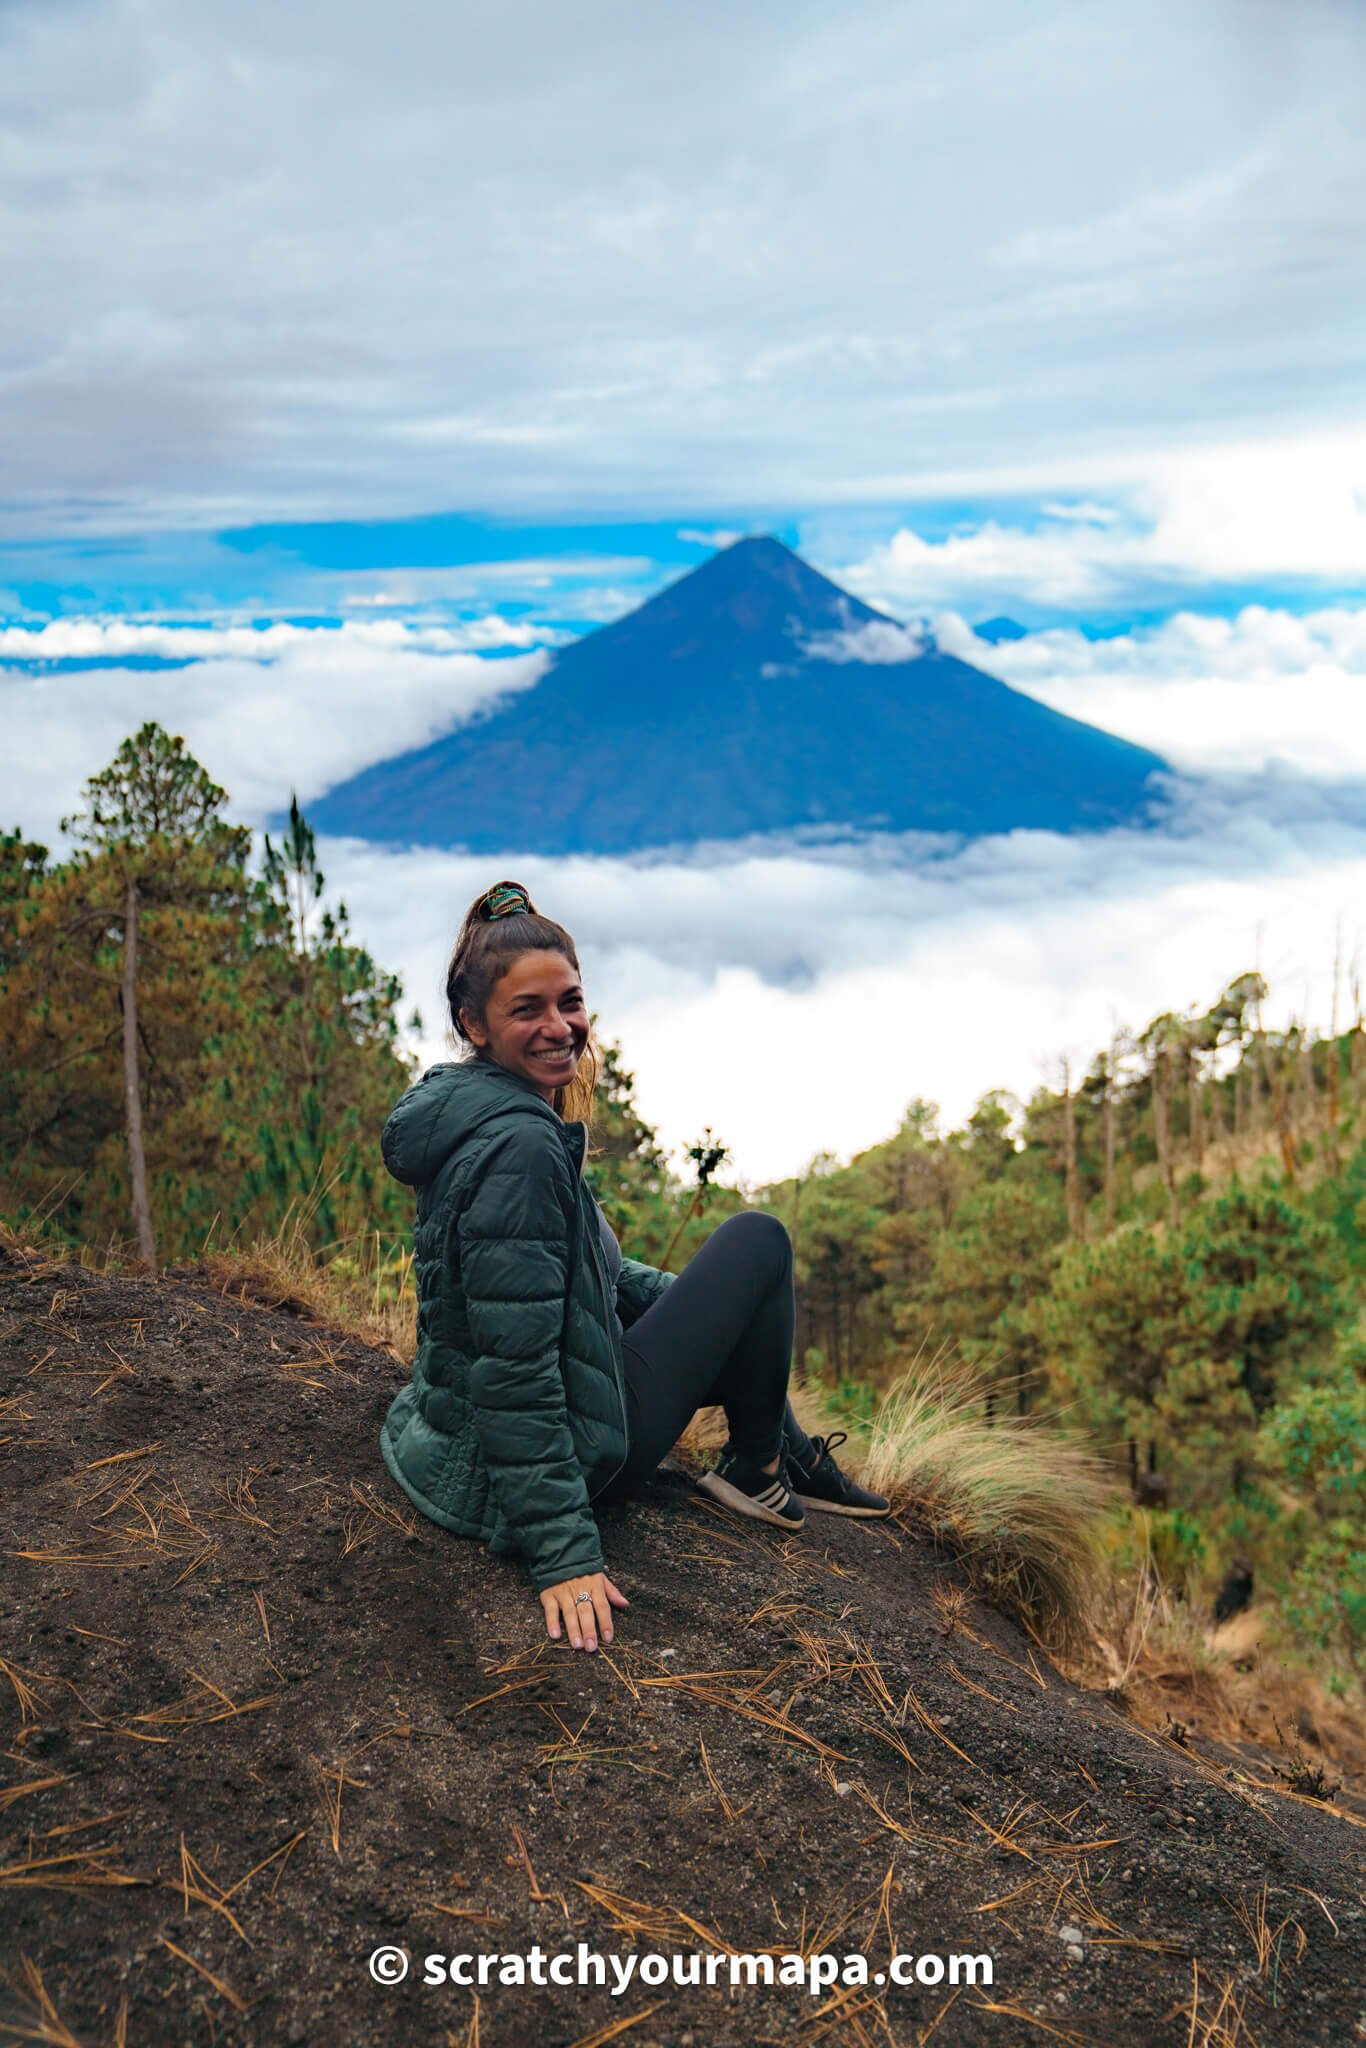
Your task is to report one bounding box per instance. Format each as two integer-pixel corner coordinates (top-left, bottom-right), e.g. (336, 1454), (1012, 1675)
(459, 1122), (605, 1594)
(615, 1256), (675, 1331)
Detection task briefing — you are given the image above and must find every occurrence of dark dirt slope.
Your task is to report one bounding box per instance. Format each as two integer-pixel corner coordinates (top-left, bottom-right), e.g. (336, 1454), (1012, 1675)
(1, 1247), (1364, 2048)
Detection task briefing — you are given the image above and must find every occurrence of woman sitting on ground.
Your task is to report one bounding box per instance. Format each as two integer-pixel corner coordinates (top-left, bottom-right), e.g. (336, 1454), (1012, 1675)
(379, 879), (888, 1654)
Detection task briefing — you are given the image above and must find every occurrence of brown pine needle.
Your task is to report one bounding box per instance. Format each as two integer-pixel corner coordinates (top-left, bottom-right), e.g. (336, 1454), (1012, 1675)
(699, 1738), (748, 1823)
(945, 1660), (1018, 1713)
(173, 1836), (250, 1944)
(170, 1544), (220, 1587)
(186, 1668), (237, 1711)
(900, 1686), (978, 1768)
(459, 1674), (557, 1714)
(316, 1764), (364, 1857)
(157, 1937), (248, 2013)
(219, 1830), (308, 1905)
(75, 1442), (163, 1472)
(2, 1955), (84, 2048)
(42, 1811), (134, 1842)
(349, 1478), (417, 1534)
(510, 1824), (554, 1904)
(69, 1626), (129, 1647)
(10, 1548), (155, 1569)
(349, 1720), (413, 1758)
(252, 1590), (271, 1648)
(917, 1984), (962, 2045)
(0, 1845), (141, 1892)
(962, 1803), (1037, 1865)
(847, 1712), (922, 1771)
(852, 1783), (962, 1853)
(0, 1660), (50, 1724)
(597, 1649), (641, 1702)
(128, 1676), (280, 1728)
(861, 1860), (898, 1953)
(972, 1875), (1052, 1913)
(447, 1992), (481, 2048)
(1285, 1882), (1338, 1935)
(562, 2006), (664, 2048)
(0, 1773), (66, 1813)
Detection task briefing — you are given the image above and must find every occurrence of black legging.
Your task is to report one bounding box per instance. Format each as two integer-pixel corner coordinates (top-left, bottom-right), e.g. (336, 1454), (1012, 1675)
(603, 1211), (817, 1499)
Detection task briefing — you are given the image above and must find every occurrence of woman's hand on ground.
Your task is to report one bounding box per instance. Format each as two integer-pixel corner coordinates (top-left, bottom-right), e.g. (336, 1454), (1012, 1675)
(540, 1572), (629, 1651)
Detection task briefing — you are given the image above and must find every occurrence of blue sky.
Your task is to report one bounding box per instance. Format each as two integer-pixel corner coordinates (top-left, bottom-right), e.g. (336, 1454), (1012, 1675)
(3, 0), (1366, 1176)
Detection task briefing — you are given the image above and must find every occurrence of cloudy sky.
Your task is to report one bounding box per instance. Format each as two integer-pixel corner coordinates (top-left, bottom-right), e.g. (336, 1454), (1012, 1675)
(3, 0), (1365, 1181)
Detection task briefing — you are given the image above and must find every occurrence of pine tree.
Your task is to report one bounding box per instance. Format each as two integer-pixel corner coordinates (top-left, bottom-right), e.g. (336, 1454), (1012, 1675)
(60, 725), (249, 1267)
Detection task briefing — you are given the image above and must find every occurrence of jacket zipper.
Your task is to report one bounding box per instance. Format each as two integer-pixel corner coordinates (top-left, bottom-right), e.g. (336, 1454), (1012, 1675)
(570, 1133), (631, 1500)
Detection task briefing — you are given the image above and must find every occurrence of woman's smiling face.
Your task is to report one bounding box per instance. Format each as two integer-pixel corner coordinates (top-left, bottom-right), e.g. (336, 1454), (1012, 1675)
(460, 948), (589, 1101)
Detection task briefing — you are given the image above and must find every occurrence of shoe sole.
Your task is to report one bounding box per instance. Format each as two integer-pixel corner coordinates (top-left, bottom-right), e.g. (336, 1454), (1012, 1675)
(793, 1494), (892, 1518)
(697, 1471), (805, 1529)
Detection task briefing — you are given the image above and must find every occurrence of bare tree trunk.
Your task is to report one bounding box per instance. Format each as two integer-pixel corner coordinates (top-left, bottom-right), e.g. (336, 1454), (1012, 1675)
(846, 1278), (857, 1382)
(1252, 986), (1297, 1181)
(1062, 1061), (1084, 1240)
(121, 869), (157, 1270)
(1326, 935), (1343, 1174)
(1103, 1049), (1117, 1235)
(1297, 1024), (1317, 1130)
(1208, 1067), (1225, 1149)
(1189, 1067), (1204, 1175)
(1270, 1042), (1298, 1181)
(1152, 1048), (1178, 1225)
(1253, 1031), (1271, 1133)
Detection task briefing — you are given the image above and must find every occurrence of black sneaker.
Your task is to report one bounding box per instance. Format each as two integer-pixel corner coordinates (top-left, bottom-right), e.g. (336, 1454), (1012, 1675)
(697, 1446), (805, 1529)
(786, 1432), (890, 1518)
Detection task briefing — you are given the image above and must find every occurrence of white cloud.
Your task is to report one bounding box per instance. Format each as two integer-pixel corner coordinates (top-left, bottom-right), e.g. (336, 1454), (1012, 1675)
(836, 427), (1366, 613)
(678, 528), (744, 548)
(935, 603), (1366, 779)
(323, 811), (1366, 1185)
(798, 616), (929, 664)
(0, 616), (548, 660)
(0, 627), (550, 839)
(1039, 501), (1120, 527)
(1, 1), (1364, 531)
(334, 557), (654, 611)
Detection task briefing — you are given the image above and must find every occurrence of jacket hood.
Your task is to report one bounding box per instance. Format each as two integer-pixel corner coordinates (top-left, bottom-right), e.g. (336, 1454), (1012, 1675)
(382, 1058), (569, 1188)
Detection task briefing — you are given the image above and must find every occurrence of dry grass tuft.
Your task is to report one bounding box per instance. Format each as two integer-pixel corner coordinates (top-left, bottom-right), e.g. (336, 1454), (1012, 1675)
(201, 1215), (415, 1362)
(678, 1350), (1108, 1647)
(851, 1359), (1112, 1649)
(1074, 1568), (1366, 1800)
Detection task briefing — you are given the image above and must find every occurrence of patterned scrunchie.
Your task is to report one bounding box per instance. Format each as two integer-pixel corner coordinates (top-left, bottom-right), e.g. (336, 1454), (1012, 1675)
(483, 881), (532, 920)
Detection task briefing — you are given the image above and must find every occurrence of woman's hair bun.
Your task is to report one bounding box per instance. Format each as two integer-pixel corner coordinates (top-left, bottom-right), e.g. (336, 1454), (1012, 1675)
(480, 879), (536, 921)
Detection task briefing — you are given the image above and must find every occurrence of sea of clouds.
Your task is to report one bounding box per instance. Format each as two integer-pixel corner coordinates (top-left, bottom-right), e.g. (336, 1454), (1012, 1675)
(4, 598), (1364, 1183)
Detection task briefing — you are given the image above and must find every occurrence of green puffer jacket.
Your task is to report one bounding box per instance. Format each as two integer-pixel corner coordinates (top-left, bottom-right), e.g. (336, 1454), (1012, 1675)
(379, 1058), (674, 1593)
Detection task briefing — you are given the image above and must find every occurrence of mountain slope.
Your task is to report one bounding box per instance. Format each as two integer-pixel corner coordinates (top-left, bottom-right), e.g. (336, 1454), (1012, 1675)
(310, 538), (1169, 853)
(3, 1243), (1363, 2048)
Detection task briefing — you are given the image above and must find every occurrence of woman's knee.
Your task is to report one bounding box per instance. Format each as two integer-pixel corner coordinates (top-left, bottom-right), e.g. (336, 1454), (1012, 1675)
(716, 1209), (791, 1273)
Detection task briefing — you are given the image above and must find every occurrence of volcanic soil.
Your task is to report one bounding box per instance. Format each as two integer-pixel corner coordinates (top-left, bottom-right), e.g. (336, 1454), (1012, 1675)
(1, 1241), (1364, 2048)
